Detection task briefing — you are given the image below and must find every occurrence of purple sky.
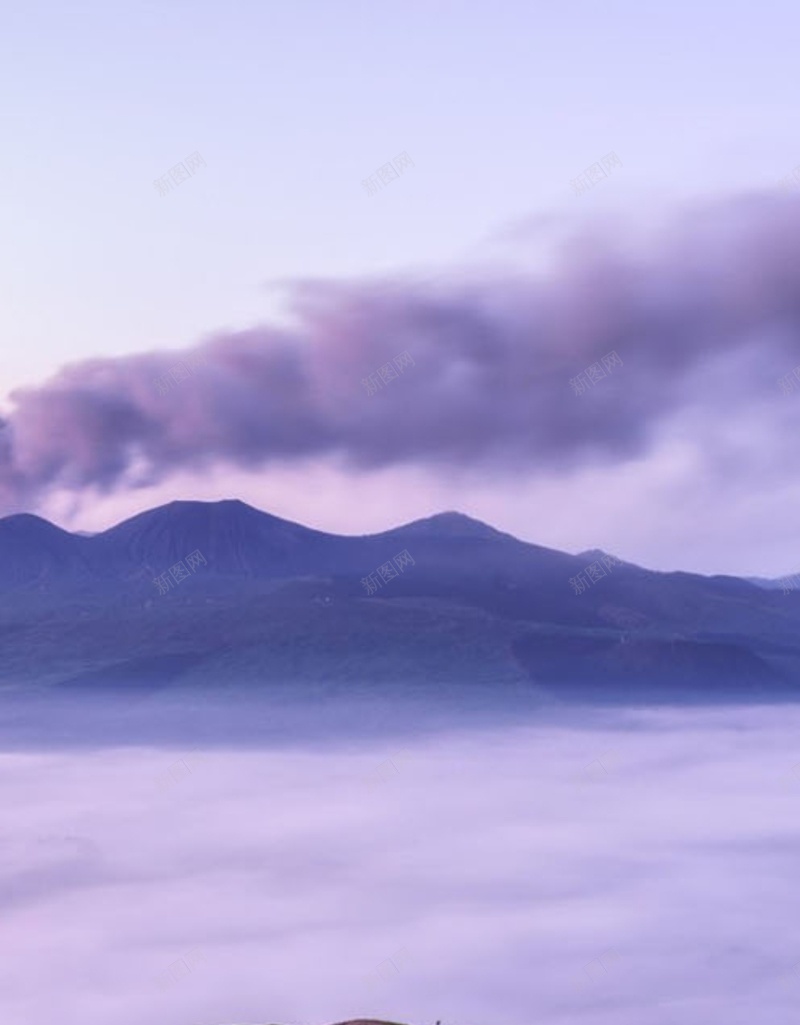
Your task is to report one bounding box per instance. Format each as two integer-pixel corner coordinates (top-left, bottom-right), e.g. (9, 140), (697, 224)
(2, 0), (800, 575)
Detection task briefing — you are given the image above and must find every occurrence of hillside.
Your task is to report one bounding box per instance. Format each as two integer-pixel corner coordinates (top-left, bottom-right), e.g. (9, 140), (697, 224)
(1, 500), (799, 703)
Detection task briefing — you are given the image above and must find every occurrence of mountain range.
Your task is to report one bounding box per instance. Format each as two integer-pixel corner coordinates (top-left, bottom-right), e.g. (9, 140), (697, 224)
(1, 499), (799, 703)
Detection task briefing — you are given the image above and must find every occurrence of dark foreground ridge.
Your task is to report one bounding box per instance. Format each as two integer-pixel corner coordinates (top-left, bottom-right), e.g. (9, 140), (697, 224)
(1, 498), (800, 703)
(328, 1020), (410, 1025)
(328, 1020), (409, 1025)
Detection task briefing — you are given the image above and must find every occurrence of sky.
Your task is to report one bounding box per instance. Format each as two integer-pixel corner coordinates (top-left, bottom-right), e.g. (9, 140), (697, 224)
(3, 704), (800, 1025)
(2, 0), (800, 575)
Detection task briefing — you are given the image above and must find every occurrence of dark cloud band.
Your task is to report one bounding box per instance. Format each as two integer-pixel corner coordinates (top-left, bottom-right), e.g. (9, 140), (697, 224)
(2, 191), (800, 511)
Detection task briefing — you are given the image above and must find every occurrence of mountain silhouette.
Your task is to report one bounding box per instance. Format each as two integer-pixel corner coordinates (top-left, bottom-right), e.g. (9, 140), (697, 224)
(1, 499), (799, 701)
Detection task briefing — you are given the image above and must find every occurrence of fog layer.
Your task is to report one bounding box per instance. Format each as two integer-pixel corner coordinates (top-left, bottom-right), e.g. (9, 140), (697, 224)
(2, 703), (799, 1024)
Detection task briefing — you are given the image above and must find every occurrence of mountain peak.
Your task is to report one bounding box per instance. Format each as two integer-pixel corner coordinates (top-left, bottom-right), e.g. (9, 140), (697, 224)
(97, 498), (301, 536)
(577, 547), (611, 561)
(90, 497), (334, 580)
(394, 510), (514, 540)
(0, 512), (77, 539)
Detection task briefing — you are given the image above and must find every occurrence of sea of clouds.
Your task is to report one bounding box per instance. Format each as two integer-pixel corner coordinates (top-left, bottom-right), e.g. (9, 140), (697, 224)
(2, 701), (800, 1025)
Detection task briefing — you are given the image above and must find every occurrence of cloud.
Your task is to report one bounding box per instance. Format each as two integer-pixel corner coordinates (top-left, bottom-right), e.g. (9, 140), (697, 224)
(2, 700), (800, 1025)
(3, 191), (800, 512)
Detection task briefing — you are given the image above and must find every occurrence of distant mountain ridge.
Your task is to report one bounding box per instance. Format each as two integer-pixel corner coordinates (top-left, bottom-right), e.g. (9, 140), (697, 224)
(747, 573), (800, 591)
(1, 499), (799, 700)
(0, 500), (569, 592)
(0, 498), (791, 592)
